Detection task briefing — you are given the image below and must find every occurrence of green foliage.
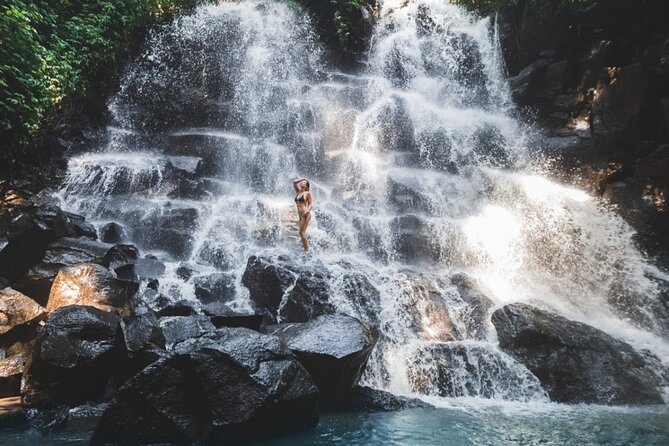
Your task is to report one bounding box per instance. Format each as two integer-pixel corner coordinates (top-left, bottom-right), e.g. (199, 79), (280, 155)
(329, 0), (373, 45)
(0, 0), (204, 166)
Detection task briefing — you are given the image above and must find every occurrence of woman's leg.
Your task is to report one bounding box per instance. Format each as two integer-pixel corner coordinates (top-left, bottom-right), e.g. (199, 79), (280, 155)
(299, 212), (311, 251)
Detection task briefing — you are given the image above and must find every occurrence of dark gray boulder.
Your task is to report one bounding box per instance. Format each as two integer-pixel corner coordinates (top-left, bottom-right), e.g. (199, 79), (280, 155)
(99, 222), (131, 244)
(159, 315), (215, 349)
(21, 305), (123, 409)
(492, 303), (664, 404)
(241, 256), (297, 318)
(264, 314), (377, 402)
(102, 244), (140, 272)
(346, 386), (433, 411)
(91, 328), (319, 445)
(242, 256), (381, 325)
(202, 303), (264, 331)
(13, 237), (114, 306)
(0, 204), (96, 282)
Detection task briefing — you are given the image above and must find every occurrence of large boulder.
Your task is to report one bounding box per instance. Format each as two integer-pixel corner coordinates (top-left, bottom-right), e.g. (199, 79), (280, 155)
(0, 288), (46, 338)
(241, 256), (333, 323)
(159, 315), (215, 349)
(491, 303), (664, 404)
(264, 314), (377, 402)
(346, 386), (433, 411)
(21, 306), (124, 409)
(91, 328), (320, 445)
(242, 256), (381, 325)
(241, 256), (296, 319)
(0, 203), (96, 282)
(13, 237), (113, 306)
(47, 263), (137, 313)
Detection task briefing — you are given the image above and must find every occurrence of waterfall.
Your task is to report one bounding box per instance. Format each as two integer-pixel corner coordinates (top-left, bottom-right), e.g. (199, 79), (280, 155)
(58, 0), (669, 404)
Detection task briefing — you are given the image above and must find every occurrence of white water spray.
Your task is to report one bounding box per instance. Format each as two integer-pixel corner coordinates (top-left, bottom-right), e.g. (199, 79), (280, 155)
(58, 0), (669, 404)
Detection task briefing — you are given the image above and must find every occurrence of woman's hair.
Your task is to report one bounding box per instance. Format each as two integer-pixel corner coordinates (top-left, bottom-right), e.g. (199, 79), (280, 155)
(301, 179), (310, 191)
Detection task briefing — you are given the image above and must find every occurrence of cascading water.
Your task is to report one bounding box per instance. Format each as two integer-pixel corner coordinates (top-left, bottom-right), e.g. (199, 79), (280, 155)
(58, 0), (669, 405)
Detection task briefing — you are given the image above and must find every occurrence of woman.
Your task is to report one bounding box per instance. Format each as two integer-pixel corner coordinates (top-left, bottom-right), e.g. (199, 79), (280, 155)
(293, 178), (313, 251)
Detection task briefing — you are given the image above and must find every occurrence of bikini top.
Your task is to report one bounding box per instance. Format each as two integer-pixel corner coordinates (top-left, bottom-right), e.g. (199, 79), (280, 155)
(295, 193), (307, 204)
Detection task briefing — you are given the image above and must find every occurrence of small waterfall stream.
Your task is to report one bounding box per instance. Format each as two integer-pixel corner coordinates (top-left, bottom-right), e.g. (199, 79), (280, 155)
(58, 0), (669, 405)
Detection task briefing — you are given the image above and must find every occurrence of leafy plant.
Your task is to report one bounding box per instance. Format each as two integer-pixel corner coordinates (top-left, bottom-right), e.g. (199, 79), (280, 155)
(0, 0), (206, 167)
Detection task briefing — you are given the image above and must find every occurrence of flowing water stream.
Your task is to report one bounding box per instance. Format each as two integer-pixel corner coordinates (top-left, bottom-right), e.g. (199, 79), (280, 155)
(56, 0), (669, 417)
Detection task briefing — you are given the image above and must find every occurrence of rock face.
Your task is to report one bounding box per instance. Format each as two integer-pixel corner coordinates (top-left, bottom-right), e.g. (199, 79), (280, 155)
(91, 328), (319, 445)
(264, 315), (377, 402)
(0, 288), (46, 336)
(491, 303), (664, 404)
(497, 0), (669, 267)
(22, 305), (124, 409)
(47, 263), (137, 313)
(241, 256), (380, 325)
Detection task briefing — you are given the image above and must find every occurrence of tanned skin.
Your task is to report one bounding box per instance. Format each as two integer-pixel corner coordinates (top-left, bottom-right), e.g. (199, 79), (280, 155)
(293, 178), (313, 251)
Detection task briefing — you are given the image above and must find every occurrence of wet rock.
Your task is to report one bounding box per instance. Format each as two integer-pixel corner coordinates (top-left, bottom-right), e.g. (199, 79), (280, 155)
(0, 288), (46, 337)
(203, 303), (264, 331)
(91, 328), (319, 445)
(387, 173), (433, 213)
(47, 263), (137, 313)
(471, 124), (509, 168)
(157, 300), (197, 317)
(25, 405), (69, 431)
(377, 94), (415, 152)
(167, 178), (210, 200)
(14, 237), (114, 306)
(102, 244), (140, 272)
(159, 315), (215, 348)
(0, 206), (71, 282)
(264, 314), (377, 402)
(0, 354), (25, 398)
(509, 59), (552, 104)
(121, 313), (165, 354)
(400, 275), (459, 342)
(346, 386), (433, 411)
(450, 273), (493, 340)
(278, 269), (336, 323)
(492, 303), (664, 404)
(592, 64), (651, 139)
(337, 271), (382, 326)
(391, 215), (438, 262)
(133, 206), (198, 258)
(242, 256), (297, 318)
(166, 156), (203, 178)
(407, 342), (546, 400)
(132, 257), (166, 280)
(22, 306), (123, 409)
(413, 129), (456, 172)
(193, 272), (236, 304)
(133, 288), (171, 314)
(99, 222), (131, 244)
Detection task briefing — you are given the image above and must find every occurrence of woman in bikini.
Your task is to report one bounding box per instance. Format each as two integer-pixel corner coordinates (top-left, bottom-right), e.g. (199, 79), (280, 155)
(293, 178), (313, 251)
